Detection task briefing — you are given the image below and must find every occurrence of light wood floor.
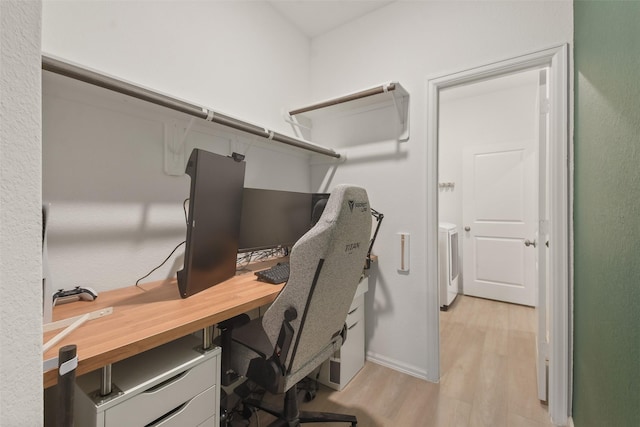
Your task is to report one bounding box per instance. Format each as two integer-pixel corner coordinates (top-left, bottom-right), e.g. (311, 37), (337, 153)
(250, 295), (552, 426)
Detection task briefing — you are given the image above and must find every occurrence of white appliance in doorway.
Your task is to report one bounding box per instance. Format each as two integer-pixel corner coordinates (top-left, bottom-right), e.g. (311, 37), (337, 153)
(439, 222), (459, 310)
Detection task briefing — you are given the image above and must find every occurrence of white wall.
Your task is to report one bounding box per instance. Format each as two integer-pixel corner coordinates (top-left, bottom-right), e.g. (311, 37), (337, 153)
(41, 1), (314, 293)
(42, 0), (309, 135)
(0, 1), (43, 424)
(308, 1), (572, 378)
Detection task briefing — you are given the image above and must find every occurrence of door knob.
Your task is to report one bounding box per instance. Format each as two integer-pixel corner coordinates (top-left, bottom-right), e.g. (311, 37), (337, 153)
(524, 239), (537, 248)
(464, 226), (470, 232)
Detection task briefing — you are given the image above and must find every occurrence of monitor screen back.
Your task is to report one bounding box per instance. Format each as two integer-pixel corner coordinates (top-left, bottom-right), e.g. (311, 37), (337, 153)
(238, 188), (315, 252)
(178, 149), (245, 298)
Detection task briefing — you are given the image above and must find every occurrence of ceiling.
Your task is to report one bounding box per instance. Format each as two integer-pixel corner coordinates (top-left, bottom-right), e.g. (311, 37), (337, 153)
(268, 0), (396, 38)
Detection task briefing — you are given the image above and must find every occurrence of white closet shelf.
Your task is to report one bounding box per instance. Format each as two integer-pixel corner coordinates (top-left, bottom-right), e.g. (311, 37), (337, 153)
(41, 54), (340, 159)
(287, 82), (410, 141)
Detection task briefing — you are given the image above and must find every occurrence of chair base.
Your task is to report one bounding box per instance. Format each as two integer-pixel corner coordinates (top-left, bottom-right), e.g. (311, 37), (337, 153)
(244, 386), (357, 426)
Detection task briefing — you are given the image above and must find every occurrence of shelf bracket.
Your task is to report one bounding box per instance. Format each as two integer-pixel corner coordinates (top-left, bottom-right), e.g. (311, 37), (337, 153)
(283, 113), (311, 131)
(282, 109), (312, 142)
(384, 83), (403, 124)
(384, 82), (410, 142)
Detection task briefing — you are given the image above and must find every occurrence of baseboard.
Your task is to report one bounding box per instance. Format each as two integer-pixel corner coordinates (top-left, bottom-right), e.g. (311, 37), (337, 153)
(365, 351), (428, 380)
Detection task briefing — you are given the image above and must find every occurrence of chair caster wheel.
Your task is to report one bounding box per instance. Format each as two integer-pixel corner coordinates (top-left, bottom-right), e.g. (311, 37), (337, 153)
(241, 405), (254, 420)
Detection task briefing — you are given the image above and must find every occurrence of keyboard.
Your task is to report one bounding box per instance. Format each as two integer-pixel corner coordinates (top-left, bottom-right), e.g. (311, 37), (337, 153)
(255, 262), (290, 284)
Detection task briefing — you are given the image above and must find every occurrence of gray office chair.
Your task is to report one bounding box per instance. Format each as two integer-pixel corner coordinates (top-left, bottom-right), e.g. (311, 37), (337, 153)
(222, 184), (371, 426)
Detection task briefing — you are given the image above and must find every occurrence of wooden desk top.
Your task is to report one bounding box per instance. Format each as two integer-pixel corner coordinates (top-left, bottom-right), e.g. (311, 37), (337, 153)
(43, 261), (283, 389)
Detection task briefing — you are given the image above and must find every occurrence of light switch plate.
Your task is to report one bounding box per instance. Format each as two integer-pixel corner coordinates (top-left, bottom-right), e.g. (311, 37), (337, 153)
(397, 232), (410, 272)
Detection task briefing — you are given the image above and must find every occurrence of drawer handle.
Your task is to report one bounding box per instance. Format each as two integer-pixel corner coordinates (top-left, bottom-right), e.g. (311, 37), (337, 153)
(144, 370), (189, 394)
(348, 306), (359, 315)
(348, 321), (359, 330)
(145, 401), (188, 427)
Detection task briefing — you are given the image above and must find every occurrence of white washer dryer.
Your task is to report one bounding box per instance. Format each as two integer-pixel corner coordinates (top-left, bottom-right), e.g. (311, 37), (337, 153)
(439, 222), (460, 310)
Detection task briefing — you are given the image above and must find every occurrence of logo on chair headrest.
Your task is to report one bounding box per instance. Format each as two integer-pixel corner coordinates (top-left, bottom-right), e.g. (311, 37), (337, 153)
(348, 200), (368, 213)
(345, 242), (360, 254)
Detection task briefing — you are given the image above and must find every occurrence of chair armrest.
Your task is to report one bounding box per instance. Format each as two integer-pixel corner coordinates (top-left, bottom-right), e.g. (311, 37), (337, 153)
(273, 307), (297, 371)
(245, 306), (298, 394)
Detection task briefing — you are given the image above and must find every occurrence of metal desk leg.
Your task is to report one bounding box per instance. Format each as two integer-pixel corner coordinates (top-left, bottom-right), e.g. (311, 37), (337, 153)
(90, 363), (122, 404)
(100, 364), (112, 396)
(203, 326), (214, 350)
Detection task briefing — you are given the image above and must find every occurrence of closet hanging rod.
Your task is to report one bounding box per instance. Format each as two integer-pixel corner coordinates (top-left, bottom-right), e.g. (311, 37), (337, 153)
(288, 83), (397, 116)
(41, 54), (340, 159)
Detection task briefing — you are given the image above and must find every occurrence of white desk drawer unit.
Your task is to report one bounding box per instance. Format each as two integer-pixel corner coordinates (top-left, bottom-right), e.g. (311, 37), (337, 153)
(149, 386), (216, 427)
(72, 335), (220, 427)
(316, 276), (368, 390)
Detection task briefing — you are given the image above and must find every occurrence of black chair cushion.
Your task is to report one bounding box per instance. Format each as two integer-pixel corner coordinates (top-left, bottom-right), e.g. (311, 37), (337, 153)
(231, 318), (274, 359)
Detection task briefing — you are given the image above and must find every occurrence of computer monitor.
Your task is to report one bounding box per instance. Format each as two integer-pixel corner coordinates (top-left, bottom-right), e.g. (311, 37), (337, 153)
(177, 148), (245, 298)
(238, 189), (327, 253)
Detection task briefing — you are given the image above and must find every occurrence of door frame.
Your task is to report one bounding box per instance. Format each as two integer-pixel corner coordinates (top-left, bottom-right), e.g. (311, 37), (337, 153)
(425, 44), (571, 425)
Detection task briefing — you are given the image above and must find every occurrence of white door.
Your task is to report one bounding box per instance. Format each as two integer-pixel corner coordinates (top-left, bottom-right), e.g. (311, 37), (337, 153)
(462, 140), (537, 306)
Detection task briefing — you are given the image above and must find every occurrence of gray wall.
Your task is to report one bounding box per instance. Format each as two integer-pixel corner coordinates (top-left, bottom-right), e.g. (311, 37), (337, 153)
(573, 2), (640, 426)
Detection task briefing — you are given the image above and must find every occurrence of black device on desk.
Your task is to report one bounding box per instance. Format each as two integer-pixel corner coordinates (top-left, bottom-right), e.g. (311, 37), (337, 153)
(237, 188), (328, 253)
(255, 262), (290, 284)
(177, 148), (246, 298)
